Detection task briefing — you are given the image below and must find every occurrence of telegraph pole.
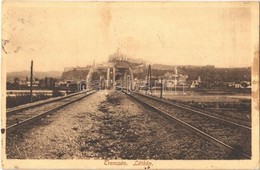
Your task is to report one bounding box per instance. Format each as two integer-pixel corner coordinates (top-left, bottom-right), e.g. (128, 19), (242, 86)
(126, 75), (129, 93)
(174, 67), (178, 94)
(30, 60), (33, 103)
(160, 77), (163, 99)
(147, 65), (152, 94)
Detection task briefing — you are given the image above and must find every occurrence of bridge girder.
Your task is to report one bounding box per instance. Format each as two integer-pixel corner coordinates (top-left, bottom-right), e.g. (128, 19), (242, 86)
(86, 66), (134, 90)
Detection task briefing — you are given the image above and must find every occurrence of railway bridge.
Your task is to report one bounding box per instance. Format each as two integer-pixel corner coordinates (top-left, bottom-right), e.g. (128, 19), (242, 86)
(86, 61), (134, 90)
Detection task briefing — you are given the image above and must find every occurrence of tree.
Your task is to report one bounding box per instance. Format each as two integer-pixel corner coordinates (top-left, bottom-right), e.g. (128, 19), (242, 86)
(13, 77), (20, 83)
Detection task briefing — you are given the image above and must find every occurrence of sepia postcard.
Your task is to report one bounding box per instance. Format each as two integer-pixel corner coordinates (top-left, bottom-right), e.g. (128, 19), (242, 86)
(1, 1), (259, 169)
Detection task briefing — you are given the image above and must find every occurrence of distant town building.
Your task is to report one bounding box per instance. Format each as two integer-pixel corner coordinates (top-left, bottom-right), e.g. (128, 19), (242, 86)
(190, 76), (202, 88)
(108, 48), (146, 65)
(45, 77), (56, 88)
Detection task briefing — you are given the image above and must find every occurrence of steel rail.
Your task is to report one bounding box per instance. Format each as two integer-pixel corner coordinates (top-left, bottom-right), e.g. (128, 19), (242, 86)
(6, 90), (96, 134)
(133, 91), (251, 131)
(6, 90), (92, 115)
(124, 91), (251, 159)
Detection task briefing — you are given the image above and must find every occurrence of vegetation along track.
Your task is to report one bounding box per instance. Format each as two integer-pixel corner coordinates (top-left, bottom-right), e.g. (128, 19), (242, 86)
(124, 91), (251, 159)
(6, 90), (96, 134)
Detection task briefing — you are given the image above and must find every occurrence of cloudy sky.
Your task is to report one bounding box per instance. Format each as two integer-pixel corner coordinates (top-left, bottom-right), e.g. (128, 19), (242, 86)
(2, 2), (257, 72)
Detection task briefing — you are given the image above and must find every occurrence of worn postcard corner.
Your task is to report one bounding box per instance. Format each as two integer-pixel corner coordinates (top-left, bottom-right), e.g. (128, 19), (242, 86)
(1, 1), (259, 170)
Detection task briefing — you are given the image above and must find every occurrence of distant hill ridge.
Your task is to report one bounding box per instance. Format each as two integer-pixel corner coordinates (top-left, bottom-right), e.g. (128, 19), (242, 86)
(7, 63), (251, 83)
(7, 71), (62, 82)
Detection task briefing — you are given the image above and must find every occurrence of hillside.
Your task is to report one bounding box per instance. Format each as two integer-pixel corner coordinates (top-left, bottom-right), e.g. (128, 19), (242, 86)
(7, 71), (62, 82)
(7, 63), (251, 84)
(61, 69), (90, 81)
(134, 65), (251, 82)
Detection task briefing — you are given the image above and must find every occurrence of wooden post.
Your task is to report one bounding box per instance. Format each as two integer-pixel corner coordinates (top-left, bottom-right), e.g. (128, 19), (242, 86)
(127, 75), (130, 93)
(149, 65), (152, 94)
(160, 77), (163, 99)
(106, 67), (110, 89)
(147, 65), (152, 94)
(30, 60), (33, 103)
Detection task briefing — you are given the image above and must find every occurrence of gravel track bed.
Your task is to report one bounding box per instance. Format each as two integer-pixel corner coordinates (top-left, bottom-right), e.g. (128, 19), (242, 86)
(7, 91), (234, 159)
(6, 93), (88, 127)
(132, 93), (251, 156)
(168, 102), (251, 127)
(148, 92), (251, 126)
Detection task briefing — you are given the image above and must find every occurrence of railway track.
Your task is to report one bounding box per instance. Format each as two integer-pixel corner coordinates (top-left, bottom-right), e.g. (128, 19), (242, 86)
(124, 91), (251, 159)
(6, 90), (96, 134)
(140, 92), (251, 130)
(7, 90), (89, 115)
(157, 97), (251, 127)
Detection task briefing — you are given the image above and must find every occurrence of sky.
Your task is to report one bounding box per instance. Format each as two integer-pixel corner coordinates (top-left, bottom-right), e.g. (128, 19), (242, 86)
(2, 2), (257, 72)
